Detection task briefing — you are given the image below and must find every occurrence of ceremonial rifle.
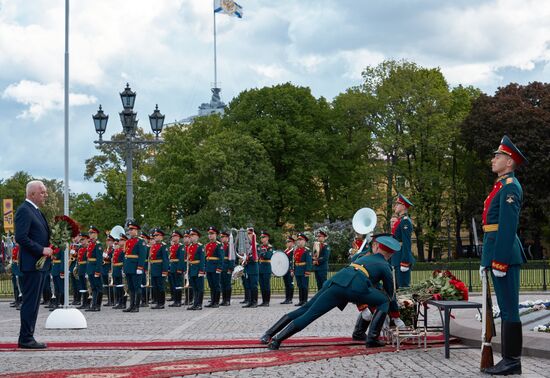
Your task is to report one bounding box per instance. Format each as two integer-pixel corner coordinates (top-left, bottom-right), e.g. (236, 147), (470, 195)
(473, 218), (495, 371)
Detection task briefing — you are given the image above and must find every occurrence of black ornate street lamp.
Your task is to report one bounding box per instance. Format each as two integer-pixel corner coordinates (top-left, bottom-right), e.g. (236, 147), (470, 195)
(92, 84), (165, 222)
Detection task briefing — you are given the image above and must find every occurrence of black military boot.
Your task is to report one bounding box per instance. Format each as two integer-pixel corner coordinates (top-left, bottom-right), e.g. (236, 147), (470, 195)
(295, 288), (304, 306)
(152, 290), (165, 309)
(226, 288), (232, 305)
(220, 290), (228, 306)
(268, 322), (300, 350)
(169, 290), (181, 307)
(205, 291), (215, 308)
(105, 287), (114, 306)
(123, 293), (135, 312)
(260, 315), (292, 344)
(48, 296), (58, 312)
(484, 321), (522, 375)
(96, 292), (103, 310)
(211, 291), (220, 308)
(366, 311), (387, 348)
(131, 293), (140, 312)
(85, 292), (99, 312)
(244, 288), (258, 308)
(140, 288), (148, 307)
(240, 289), (250, 304)
(352, 313), (370, 341)
(76, 293), (89, 309)
(259, 291), (270, 307)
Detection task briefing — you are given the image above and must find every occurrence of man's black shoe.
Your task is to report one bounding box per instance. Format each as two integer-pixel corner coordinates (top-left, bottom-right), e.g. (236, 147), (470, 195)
(18, 341), (47, 349)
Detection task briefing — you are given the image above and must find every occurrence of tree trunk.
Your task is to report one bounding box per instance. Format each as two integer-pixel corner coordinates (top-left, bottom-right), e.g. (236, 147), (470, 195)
(415, 224), (425, 262)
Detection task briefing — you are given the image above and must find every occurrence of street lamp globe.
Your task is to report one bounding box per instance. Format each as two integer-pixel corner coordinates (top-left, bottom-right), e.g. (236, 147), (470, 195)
(120, 83), (136, 110)
(149, 104), (165, 137)
(92, 105), (109, 138)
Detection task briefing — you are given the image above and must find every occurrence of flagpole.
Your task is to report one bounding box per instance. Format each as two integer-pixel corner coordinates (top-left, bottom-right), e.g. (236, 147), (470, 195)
(213, 0), (218, 88)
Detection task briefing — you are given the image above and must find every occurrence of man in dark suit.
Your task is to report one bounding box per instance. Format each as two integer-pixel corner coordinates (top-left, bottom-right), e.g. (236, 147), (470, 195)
(15, 180), (52, 349)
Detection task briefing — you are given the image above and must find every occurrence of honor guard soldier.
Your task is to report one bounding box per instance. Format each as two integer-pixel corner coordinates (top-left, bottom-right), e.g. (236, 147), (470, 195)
(220, 230), (235, 306)
(350, 233), (371, 262)
(242, 227), (259, 308)
(149, 228), (169, 309)
(49, 246), (64, 311)
(10, 243), (22, 309)
(391, 194), (415, 288)
(69, 236), (80, 305)
(481, 136), (527, 376)
(122, 221), (147, 312)
(76, 233), (89, 309)
(261, 234), (401, 350)
(85, 226), (104, 311)
(293, 233), (312, 306)
(182, 230), (194, 305)
(112, 234), (126, 309)
(103, 234), (116, 306)
(168, 230), (185, 307)
(258, 231), (274, 307)
(313, 230), (330, 291)
(140, 231), (152, 307)
(187, 228), (206, 310)
(280, 236), (295, 304)
(204, 226), (223, 308)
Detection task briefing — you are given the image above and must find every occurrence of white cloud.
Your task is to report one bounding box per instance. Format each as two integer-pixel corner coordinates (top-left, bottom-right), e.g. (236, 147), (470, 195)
(2, 80), (96, 120)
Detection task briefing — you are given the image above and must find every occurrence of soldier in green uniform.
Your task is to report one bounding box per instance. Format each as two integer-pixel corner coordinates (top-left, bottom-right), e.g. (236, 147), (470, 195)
(182, 230), (193, 305)
(242, 227), (259, 308)
(49, 246), (64, 311)
(350, 233), (371, 263)
(313, 230), (330, 291)
(481, 136), (527, 376)
(220, 230), (235, 306)
(293, 233), (312, 306)
(140, 231), (152, 307)
(261, 234), (401, 350)
(122, 221), (147, 313)
(102, 234), (115, 306)
(69, 236), (80, 305)
(391, 194), (415, 288)
(10, 244), (22, 309)
(187, 228), (206, 310)
(112, 234), (126, 309)
(168, 230), (185, 307)
(149, 228), (169, 309)
(204, 226), (223, 308)
(85, 226), (104, 311)
(258, 231), (274, 307)
(280, 236), (295, 304)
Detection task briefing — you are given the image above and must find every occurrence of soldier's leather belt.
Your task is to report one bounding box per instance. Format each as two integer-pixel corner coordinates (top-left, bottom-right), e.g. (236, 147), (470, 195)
(189, 260), (200, 264)
(126, 255), (138, 258)
(88, 258), (97, 262)
(78, 261), (86, 265)
(295, 262), (306, 266)
(170, 259), (179, 262)
(150, 259), (163, 263)
(206, 257), (219, 260)
(350, 263), (370, 278)
(113, 263), (123, 266)
(259, 259), (271, 263)
(53, 260), (61, 264)
(483, 224), (499, 232)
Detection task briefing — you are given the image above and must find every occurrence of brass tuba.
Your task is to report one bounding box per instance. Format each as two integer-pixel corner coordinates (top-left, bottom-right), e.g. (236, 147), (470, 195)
(109, 226), (125, 286)
(351, 208), (377, 254)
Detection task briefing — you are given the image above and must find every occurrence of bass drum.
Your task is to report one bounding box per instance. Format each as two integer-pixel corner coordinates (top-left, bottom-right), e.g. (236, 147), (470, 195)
(271, 251), (289, 277)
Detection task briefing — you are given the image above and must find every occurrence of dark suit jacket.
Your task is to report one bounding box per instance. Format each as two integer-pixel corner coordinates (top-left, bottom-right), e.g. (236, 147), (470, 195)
(14, 201), (51, 272)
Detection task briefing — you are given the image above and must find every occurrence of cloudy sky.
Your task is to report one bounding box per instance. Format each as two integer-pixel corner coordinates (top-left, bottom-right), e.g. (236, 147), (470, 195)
(1, 0), (549, 196)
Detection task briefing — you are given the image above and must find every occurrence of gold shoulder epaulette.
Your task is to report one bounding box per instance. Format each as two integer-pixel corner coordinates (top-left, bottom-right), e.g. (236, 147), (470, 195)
(506, 178), (514, 184)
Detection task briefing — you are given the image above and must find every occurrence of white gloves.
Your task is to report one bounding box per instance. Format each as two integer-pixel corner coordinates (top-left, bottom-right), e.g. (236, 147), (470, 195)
(70, 250), (76, 256)
(479, 266), (487, 278)
(361, 308), (372, 321)
(492, 269), (506, 278)
(103, 252), (108, 258)
(136, 269), (143, 275)
(84, 274), (88, 279)
(400, 266), (409, 272)
(394, 317), (406, 329)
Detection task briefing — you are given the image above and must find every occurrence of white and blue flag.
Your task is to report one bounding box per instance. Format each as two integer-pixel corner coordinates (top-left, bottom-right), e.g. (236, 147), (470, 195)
(214, 0), (243, 18)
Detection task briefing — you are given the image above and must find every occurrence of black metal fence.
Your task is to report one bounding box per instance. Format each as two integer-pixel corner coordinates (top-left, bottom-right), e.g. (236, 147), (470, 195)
(1, 260), (548, 298)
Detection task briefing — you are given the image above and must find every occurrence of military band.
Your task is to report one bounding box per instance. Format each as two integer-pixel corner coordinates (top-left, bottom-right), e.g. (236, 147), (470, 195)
(112, 233), (126, 309)
(242, 227), (259, 308)
(219, 230), (234, 306)
(122, 221), (147, 312)
(85, 226), (104, 312)
(149, 228), (169, 309)
(168, 230), (185, 307)
(187, 228), (206, 310)
(204, 226), (223, 308)
(103, 234), (115, 306)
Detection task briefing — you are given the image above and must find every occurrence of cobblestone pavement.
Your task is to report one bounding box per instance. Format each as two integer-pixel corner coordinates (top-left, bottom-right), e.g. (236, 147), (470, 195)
(1, 293), (549, 376)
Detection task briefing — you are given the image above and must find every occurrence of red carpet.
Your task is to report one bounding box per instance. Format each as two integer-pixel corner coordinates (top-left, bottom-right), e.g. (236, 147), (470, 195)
(0, 334), (452, 352)
(1, 342), (449, 377)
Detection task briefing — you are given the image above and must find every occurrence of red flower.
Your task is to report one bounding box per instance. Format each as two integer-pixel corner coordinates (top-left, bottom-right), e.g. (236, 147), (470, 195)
(432, 293), (442, 300)
(432, 269), (442, 277)
(54, 215), (80, 238)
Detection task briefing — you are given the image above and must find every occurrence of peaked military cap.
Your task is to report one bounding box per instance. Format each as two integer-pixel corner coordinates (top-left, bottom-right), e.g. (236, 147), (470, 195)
(88, 225), (100, 234)
(126, 220), (140, 230)
(207, 226), (218, 234)
(297, 232), (309, 242)
(494, 135), (527, 166)
(152, 228), (165, 236)
(220, 230), (230, 237)
(396, 193), (414, 208)
(189, 228), (201, 237)
(373, 234), (401, 253)
(317, 230), (328, 237)
(286, 236), (296, 242)
(80, 232), (89, 238)
(107, 234), (117, 241)
(172, 229), (184, 238)
(260, 230), (270, 238)
(119, 233), (128, 240)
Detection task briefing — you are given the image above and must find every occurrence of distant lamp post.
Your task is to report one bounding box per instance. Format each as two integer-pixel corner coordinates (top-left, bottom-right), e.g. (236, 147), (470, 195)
(92, 84), (165, 222)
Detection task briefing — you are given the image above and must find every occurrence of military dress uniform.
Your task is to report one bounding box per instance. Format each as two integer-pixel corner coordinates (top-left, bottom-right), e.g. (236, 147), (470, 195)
(85, 231), (104, 311)
(10, 244), (22, 309)
(102, 236), (115, 306)
(122, 222), (147, 313)
(313, 231), (330, 291)
(50, 246), (64, 310)
(258, 231), (274, 307)
(350, 237), (371, 263)
(481, 136), (527, 376)
(76, 235), (89, 309)
(187, 228), (206, 310)
(390, 194), (415, 288)
(242, 228), (259, 308)
(220, 231), (235, 306)
(281, 237), (295, 304)
(111, 237), (126, 309)
(293, 233), (312, 306)
(205, 226), (223, 308)
(69, 242), (80, 305)
(261, 234), (401, 350)
(140, 232), (151, 307)
(149, 229), (169, 309)
(168, 230), (185, 307)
